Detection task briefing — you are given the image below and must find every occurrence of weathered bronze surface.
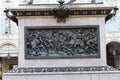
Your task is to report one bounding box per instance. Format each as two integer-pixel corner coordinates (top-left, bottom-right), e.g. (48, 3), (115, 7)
(53, 0), (70, 22)
(25, 26), (100, 59)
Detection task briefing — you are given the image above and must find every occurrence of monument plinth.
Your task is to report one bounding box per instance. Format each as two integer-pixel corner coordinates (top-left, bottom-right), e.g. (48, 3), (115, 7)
(3, 1), (120, 80)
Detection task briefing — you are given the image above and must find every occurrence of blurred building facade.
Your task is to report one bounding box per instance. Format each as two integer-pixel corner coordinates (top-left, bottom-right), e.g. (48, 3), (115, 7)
(0, 0), (19, 80)
(0, 0), (120, 80)
(106, 0), (120, 70)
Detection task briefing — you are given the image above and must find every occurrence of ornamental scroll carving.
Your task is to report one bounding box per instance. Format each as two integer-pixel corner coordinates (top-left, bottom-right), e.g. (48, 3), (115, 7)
(25, 26), (100, 59)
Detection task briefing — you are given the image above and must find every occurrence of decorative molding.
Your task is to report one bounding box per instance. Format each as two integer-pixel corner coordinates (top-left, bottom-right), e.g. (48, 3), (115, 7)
(11, 9), (111, 17)
(10, 1), (112, 22)
(8, 66), (118, 73)
(25, 26), (100, 59)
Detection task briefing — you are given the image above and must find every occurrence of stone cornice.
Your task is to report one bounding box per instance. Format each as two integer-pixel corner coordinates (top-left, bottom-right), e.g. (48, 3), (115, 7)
(10, 8), (112, 17)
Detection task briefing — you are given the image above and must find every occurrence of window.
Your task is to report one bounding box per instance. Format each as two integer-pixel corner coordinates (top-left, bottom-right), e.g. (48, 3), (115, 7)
(0, 44), (16, 51)
(5, 18), (11, 34)
(4, 18), (18, 34)
(106, 42), (120, 69)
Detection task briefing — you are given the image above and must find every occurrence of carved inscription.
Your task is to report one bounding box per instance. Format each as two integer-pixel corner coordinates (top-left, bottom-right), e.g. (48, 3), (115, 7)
(25, 26), (99, 59)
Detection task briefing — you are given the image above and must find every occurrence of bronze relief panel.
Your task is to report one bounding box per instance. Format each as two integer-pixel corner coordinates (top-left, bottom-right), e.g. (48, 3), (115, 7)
(25, 26), (100, 59)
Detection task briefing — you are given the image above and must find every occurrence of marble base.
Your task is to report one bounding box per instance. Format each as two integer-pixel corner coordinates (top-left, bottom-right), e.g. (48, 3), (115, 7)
(3, 71), (120, 80)
(3, 66), (120, 80)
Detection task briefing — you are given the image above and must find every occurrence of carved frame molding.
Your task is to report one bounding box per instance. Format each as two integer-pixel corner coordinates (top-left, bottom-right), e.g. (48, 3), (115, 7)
(11, 9), (111, 16)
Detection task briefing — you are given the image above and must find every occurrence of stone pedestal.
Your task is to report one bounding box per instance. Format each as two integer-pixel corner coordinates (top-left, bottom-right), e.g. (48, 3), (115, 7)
(3, 71), (120, 80)
(3, 2), (120, 80)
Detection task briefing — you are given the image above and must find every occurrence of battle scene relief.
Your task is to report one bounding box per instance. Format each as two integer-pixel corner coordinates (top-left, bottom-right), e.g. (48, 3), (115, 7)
(25, 26), (99, 59)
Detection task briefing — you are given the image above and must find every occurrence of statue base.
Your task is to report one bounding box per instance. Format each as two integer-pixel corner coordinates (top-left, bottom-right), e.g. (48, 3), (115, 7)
(3, 66), (120, 80)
